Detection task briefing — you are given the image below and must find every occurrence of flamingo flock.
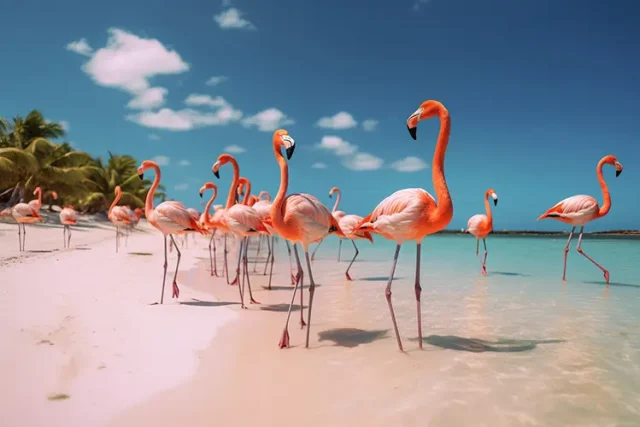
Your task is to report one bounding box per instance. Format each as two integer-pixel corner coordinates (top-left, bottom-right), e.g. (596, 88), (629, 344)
(1, 99), (625, 352)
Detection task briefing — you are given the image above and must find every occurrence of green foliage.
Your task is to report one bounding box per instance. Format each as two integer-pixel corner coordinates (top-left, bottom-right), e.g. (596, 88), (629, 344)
(0, 111), (164, 213)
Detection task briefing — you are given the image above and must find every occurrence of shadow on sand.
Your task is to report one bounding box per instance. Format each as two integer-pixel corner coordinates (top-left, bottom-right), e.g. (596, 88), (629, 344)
(489, 271), (531, 277)
(27, 249), (57, 253)
(360, 276), (404, 282)
(584, 280), (640, 289)
(128, 252), (153, 256)
(180, 299), (239, 307)
(262, 284), (322, 291)
(414, 335), (565, 353)
(260, 303), (306, 312)
(318, 328), (389, 348)
(73, 247), (92, 251)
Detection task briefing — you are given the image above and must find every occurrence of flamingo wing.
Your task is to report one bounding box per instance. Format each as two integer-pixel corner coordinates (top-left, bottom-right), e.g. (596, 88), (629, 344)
(282, 193), (345, 242)
(538, 195), (598, 224)
(152, 201), (204, 234)
(111, 206), (132, 224)
(60, 208), (77, 225)
(340, 214), (373, 242)
(28, 200), (41, 211)
(12, 203), (41, 221)
(466, 214), (488, 235)
(187, 208), (200, 221)
(226, 205), (269, 235)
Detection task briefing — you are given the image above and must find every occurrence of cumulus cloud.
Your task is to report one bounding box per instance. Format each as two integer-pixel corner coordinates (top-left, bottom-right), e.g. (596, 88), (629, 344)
(242, 108), (294, 132)
(184, 94), (228, 108)
(316, 112), (357, 130)
(390, 156), (428, 172)
(127, 105), (242, 131)
(174, 183), (189, 191)
(312, 162), (327, 169)
(66, 38), (93, 56)
(316, 136), (357, 156)
(127, 87), (168, 109)
(224, 144), (246, 154)
(206, 75), (227, 86)
(214, 8), (256, 30)
(153, 155), (170, 166)
(362, 119), (379, 132)
(178, 159), (191, 166)
(343, 153), (384, 171)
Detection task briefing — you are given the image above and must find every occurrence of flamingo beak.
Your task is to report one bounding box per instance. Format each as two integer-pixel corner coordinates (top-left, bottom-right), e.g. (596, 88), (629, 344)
(213, 170), (220, 179)
(616, 169), (621, 177)
(286, 145), (295, 160)
(615, 162), (622, 177)
(494, 198), (498, 206)
(199, 192), (203, 198)
(407, 125), (417, 140)
(138, 173), (144, 180)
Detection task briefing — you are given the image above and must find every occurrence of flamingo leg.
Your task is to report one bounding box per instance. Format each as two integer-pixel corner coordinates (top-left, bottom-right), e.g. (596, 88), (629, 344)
(304, 250), (319, 348)
(286, 240), (296, 285)
(267, 236), (276, 290)
(338, 239), (342, 262)
(481, 238), (488, 275)
(562, 226), (576, 281)
(63, 225), (67, 248)
(224, 234), (230, 283)
(169, 235), (182, 299)
(68, 225), (72, 248)
(311, 239), (322, 261)
(23, 224), (27, 252)
(345, 239), (359, 281)
(385, 244), (403, 351)
(212, 230), (218, 277)
(278, 242), (301, 349)
(116, 225), (119, 253)
(415, 243), (423, 349)
(234, 238), (246, 308)
(17, 223), (22, 252)
(475, 238), (479, 256)
(293, 245), (306, 328)
(208, 233), (215, 276)
(253, 236), (261, 272)
(576, 226), (610, 284)
(263, 235), (272, 275)
(160, 235), (168, 304)
(243, 237), (260, 304)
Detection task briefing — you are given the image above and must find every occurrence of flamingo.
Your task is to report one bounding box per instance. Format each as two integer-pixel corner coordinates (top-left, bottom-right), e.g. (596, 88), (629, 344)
(28, 187), (58, 212)
(108, 186), (131, 253)
(466, 189), (498, 275)
(212, 159), (268, 308)
(354, 100), (454, 351)
(338, 214), (374, 281)
(137, 160), (205, 304)
(199, 182), (220, 277)
(311, 186), (346, 261)
(11, 202), (42, 252)
(59, 205), (77, 248)
(538, 155), (622, 284)
(265, 129), (345, 349)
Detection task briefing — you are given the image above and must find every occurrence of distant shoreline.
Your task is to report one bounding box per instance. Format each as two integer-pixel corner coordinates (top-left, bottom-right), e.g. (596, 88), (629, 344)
(440, 229), (640, 238)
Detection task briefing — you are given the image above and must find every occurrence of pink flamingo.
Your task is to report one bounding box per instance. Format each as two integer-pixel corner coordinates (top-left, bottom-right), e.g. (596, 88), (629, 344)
(354, 100), (454, 351)
(466, 189), (498, 275)
(264, 129), (345, 349)
(212, 159), (268, 308)
(137, 160), (206, 304)
(338, 214), (374, 281)
(199, 182), (220, 277)
(538, 155), (622, 284)
(311, 186), (346, 261)
(11, 202), (42, 251)
(28, 187), (58, 212)
(59, 205), (78, 248)
(108, 186), (131, 252)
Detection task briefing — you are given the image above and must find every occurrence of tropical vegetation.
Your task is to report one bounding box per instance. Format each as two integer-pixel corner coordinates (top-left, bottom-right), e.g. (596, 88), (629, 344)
(0, 110), (165, 213)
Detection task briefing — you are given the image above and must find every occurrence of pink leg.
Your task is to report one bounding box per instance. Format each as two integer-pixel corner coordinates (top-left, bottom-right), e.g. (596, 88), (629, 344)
(242, 237), (260, 304)
(208, 233), (215, 276)
(169, 235), (181, 299)
(304, 250), (319, 348)
(267, 237), (276, 289)
(286, 240), (296, 285)
(415, 243), (423, 349)
(481, 238), (488, 276)
(345, 239), (359, 280)
(278, 244), (301, 349)
(311, 239), (322, 261)
(385, 244), (403, 351)
(337, 239), (342, 262)
(475, 238), (479, 256)
(293, 245), (306, 328)
(235, 238), (245, 308)
(159, 235), (168, 304)
(576, 226), (610, 284)
(253, 236), (261, 272)
(263, 235), (272, 276)
(562, 226), (576, 281)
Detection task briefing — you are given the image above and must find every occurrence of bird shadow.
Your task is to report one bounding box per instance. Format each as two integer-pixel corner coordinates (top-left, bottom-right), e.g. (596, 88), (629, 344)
(260, 303), (306, 312)
(360, 276), (404, 282)
(180, 299), (239, 307)
(262, 284), (323, 291)
(412, 335), (565, 353)
(128, 252), (153, 256)
(584, 280), (640, 289)
(489, 271), (531, 277)
(26, 250), (56, 253)
(73, 247), (92, 251)
(317, 328), (389, 348)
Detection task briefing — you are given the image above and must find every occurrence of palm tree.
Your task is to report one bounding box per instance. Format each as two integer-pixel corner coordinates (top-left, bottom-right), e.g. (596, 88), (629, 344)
(0, 110), (65, 149)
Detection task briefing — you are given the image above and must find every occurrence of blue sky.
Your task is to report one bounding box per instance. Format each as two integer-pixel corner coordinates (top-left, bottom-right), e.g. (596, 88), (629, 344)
(1, 0), (639, 231)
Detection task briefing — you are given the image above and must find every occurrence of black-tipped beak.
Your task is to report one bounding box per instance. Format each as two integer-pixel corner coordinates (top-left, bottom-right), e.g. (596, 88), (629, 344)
(213, 170), (220, 179)
(407, 125), (417, 140)
(138, 173), (144, 180)
(199, 192), (203, 198)
(286, 145), (295, 160)
(494, 199), (498, 206)
(329, 193), (332, 199)
(616, 169), (622, 177)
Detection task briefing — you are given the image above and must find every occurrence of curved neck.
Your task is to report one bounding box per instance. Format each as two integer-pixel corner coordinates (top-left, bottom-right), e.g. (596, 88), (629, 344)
(144, 165), (161, 217)
(431, 109), (453, 221)
(225, 159), (240, 209)
(242, 180), (251, 205)
(332, 189), (341, 213)
(271, 143), (289, 230)
(484, 194), (493, 225)
(203, 187), (218, 224)
(109, 188), (123, 216)
(34, 187), (42, 205)
(596, 158), (611, 217)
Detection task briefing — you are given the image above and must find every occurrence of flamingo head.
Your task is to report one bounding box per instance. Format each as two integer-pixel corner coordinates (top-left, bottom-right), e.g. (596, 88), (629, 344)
(603, 155), (623, 177)
(114, 185), (121, 195)
(273, 129), (295, 160)
(137, 160), (158, 180)
(211, 153), (237, 179)
(486, 189), (498, 206)
(406, 100), (446, 140)
(33, 186), (41, 196)
(199, 182), (217, 198)
(51, 191), (59, 200)
(329, 186), (340, 198)
(236, 178), (247, 196)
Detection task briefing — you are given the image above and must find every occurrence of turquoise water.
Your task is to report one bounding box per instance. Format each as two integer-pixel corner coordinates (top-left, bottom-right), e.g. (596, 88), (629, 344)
(278, 234), (640, 425)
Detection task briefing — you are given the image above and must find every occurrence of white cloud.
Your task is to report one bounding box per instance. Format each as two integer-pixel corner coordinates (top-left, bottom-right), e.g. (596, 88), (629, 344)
(81, 28), (189, 94)
(184, 94), (228, 108)
(362, 119), (379, 132)
(317, 136), (357, 156)
(178, 159), (191, 166)
(59, 121), (70, 132)
(206, 75), (227, 86)
(391, 156), (428, 172)
(343, 153), (384, 171)
(312, 162), (327, 169)
(242, 108), (294, 132)
(316, 112), (357, 130)
(153, 155), (170, 166)
(66, 38), (93, 56)
(127, 87), (168, 109)
(214, 8), (256, 30)
(149, 133), (161, 140)
(174, 183), (189, 191)
(224, 144), (246, 154)
(413, 0), (431, 11)
(127, 105), (242, 131)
